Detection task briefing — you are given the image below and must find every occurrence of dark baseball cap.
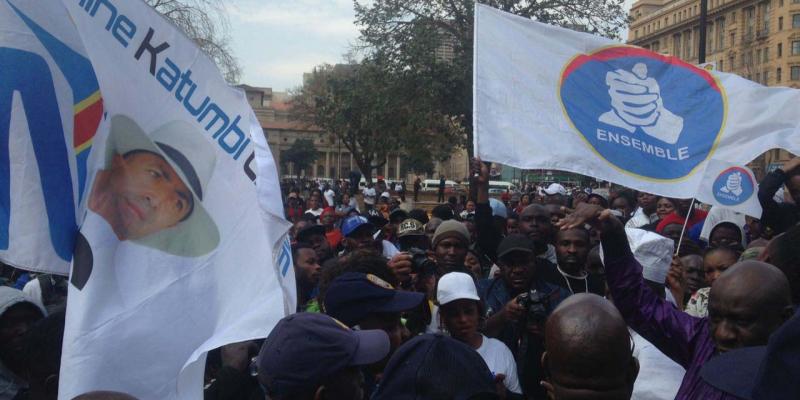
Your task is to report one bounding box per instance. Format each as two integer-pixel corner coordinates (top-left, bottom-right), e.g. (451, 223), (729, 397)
(341, 216), (375, 237)
(372, 334), (499, 400)
(324, 272), (425, 327)
(497, 234), (535, 259)
(295, 224), (325, 242)
(256, 313), (390, 397)
(700, 308), (800, 399)
(389, 208), (409, 224)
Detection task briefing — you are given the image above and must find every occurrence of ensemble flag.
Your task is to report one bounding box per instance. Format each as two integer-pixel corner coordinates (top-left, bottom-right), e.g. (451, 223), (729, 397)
(46, 0), (295, 398)
(694, 159), (762, 218)
(473, 4), (800, 198)
(0, 0), (103, 275)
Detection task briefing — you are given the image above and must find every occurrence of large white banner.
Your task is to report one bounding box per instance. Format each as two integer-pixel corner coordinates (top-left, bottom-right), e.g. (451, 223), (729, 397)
(0, 0), (103, 275)
(474, 4), (800, 198)
(58, 0), (294, 398)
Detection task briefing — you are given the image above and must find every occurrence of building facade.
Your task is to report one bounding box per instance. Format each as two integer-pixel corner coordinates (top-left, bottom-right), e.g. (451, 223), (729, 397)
(239, 84), (409, 182)
(627, 0), (800, 174)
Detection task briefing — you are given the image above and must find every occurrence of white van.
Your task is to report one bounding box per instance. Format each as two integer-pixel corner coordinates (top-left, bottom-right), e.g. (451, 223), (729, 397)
(421, 179), (460, 193)
(488, 180), (515, 194)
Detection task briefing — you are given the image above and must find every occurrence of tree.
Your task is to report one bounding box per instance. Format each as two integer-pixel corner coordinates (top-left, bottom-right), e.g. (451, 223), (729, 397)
(146, 0), (241, 83)
(353, 0), (629, 155)
(292, 59), (464, 183)
(282, 138), (320, 177)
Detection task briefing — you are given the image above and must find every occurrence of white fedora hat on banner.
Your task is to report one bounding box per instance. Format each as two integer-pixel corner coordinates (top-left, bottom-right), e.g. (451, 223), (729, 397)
(104, 115), (220, 257)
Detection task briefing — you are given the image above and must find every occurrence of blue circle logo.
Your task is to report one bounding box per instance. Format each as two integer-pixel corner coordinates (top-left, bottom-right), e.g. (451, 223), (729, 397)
(559, 46), (726, 181)
(713, 167), (754, 206)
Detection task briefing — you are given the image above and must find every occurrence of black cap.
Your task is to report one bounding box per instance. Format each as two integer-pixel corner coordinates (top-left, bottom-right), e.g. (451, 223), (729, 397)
(256, 313), (390, 397)
(296, 224), (325, 243)
(408, 209), (430, 225)
(389, 208), (409, 224)
(372, 334), (498, 400)
(496, 234), (534, 259)
(324, 272), (425, 327)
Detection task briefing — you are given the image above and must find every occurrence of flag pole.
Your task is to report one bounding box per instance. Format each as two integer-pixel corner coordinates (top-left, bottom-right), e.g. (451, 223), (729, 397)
(675, 198), (696, 255)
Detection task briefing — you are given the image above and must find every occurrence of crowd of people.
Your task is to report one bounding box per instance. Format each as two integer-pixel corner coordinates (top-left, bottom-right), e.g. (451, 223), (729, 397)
(1, 157), (800, 399)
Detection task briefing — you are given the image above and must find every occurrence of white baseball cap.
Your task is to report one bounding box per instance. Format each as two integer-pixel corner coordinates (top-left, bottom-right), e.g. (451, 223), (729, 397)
(436, 272), (480, 306)
(544, 183), (566, 196)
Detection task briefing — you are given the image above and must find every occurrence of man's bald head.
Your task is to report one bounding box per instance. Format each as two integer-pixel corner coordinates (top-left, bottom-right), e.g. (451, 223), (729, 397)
(708, 260), (794, 353)
(543, 294), (638, 399)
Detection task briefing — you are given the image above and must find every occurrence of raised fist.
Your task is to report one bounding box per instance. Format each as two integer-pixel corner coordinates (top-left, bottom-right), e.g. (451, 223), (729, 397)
(599, 63), (684, 144)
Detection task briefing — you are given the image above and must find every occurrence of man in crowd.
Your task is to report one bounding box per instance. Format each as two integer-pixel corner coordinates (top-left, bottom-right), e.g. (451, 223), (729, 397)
(542, 293), (639, 400)
(758, 157), (800, 235)
(429, 220), (471, 276)
(0, 286), (47, 399)
(292, 243), (321, 312)
(478, 234), (570, 398)
(255, 313), (390, 400)
(295, 224), (334, 265)
(437, 175), (446, 203)
(626, 191), (659, 229)
(362, 182), (377, 211)
(540, 227), (605, 295)
(560, 203), (794, 399)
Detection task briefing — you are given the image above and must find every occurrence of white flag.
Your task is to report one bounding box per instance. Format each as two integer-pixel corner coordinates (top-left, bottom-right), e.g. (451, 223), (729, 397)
(0, 0), (103, 274)
(58, 0), (293, 398)
(473, 4), (800, 198)
(695, 159), (762, 218)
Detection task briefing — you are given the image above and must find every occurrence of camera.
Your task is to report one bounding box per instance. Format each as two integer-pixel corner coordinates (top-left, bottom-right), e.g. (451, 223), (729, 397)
(516, 289), (550, 325)
(407, 247), (436, 274)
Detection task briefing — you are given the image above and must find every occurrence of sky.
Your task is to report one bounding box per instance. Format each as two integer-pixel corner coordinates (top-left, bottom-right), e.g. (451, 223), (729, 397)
(228, 0), (637, 91)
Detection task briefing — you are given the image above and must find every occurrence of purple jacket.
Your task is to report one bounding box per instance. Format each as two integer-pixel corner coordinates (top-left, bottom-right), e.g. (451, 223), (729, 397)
(601, 231), (738, 400)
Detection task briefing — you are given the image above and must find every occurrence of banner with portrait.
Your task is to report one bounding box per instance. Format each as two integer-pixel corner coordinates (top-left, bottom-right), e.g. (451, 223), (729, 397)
(0, 0), (103, 275)
(58, 0), (294, 398)
(473, 4), (800, 198)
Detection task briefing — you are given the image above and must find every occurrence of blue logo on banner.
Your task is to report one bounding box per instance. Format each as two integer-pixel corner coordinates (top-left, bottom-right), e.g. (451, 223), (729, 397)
(559, 46), (726, 181)
(713, 167), (754, 206)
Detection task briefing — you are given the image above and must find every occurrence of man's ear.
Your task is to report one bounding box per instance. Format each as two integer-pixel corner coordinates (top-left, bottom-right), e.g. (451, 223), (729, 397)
(781, 305), (795, 323)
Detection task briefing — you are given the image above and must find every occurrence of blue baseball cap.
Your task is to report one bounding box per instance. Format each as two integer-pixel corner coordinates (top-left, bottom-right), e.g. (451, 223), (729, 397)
(324, 272), (425, 327)
(341, 215), (375, 237)
(701, 308), (800, 399)
(256, 313), (390, 397)
(372, 334), (498, 400)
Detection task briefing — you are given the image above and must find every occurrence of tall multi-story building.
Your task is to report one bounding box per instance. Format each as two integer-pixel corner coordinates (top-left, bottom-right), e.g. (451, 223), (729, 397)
(627, 0), (800, 174)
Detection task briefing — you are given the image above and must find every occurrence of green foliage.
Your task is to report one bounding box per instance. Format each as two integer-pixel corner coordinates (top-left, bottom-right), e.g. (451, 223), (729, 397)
(282, 138), (319, 176)
(353, 0), (629, 155)
(292, 58), (464, 182)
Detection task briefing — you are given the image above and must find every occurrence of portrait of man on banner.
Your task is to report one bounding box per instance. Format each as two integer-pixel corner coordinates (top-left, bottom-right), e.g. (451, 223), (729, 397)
(72, 115), (221, 289)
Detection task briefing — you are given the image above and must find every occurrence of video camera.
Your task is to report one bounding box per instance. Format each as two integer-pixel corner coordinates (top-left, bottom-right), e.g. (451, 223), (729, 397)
(516, 289), (550, 326)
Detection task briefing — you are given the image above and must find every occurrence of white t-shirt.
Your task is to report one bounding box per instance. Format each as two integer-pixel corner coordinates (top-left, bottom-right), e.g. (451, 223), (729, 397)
(363, 187), (376, 205)
(631, 329), (685, 400)
(476, 335), (522, 394)
(323, 189), (335, 207)
(304, 208), (323, 217)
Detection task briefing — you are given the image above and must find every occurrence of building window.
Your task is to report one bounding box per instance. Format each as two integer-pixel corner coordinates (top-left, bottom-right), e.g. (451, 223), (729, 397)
(779, 42), (783, 57)
(719, 59), (724, 71)
(760, 2), (770, 35)
(764, 47), (769, 63)
(635, 29), (639, 38)
(794, 14), (800, 29)
(674, 34), (682, 57)
(763, 71), (769, 84)
(756, 49), (762, 64)
(745, 8), (755, 39)
(730, 31), (735, 47)
(316, 165), (325, 177)
(778, 67), (782, 82)
(793, 40), (800, 55)
(779, 16), (783, 30)
(792, 66), (800, 80)
(716, 18), (725, 50)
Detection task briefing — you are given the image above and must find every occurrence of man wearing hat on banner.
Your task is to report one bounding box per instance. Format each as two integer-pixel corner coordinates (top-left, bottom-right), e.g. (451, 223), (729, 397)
(88, 115), (219, 256)
(73, 115), (220, 290)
